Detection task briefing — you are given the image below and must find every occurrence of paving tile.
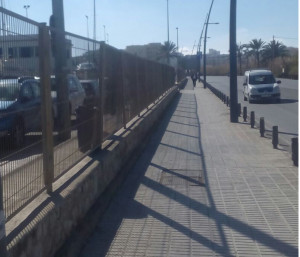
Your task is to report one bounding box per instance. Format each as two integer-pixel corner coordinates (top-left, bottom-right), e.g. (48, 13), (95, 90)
(79, 80), (298, 257)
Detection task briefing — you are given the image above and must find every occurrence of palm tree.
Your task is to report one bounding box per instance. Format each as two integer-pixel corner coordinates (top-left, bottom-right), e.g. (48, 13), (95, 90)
(160, 41), (178, 62)
(236, 43), (244, 75)
(262, 40), (288, 62)
(242, 44), (251, 69)
(248, 39), (265, 67)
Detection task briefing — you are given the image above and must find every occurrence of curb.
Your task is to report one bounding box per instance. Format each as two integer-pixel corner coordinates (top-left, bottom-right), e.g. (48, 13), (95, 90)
(201, 79), (297, 165)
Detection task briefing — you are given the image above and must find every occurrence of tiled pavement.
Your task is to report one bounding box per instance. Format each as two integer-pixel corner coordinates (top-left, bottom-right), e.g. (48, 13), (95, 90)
(79, 79), (298, 257)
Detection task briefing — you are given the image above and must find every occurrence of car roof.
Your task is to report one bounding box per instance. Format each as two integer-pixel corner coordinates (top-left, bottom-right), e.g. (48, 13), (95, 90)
(80, 80), (98, 83)
(245, 69), (273, 76)
(0, 77), (38, 85)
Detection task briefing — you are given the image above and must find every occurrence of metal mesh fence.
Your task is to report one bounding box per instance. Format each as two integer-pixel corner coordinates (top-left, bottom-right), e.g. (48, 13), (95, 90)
(52, 32), (101, 179)
(0, 7), (177, 221)
(0, 8), (44, 220)
(102, 44), (124, 139)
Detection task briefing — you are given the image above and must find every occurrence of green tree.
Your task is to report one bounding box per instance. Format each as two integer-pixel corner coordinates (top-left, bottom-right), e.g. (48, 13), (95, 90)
(262, 40), (288, 62)
(248, 38), (265, 67)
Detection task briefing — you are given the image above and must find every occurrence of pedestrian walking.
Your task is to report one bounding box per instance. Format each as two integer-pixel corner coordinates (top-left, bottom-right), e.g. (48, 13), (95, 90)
(192, 73), (197, 87)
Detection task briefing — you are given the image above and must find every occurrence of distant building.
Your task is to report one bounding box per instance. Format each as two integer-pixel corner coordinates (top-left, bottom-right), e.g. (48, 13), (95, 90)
(208, 49), (220, 56)
(0, 34), (72, 77)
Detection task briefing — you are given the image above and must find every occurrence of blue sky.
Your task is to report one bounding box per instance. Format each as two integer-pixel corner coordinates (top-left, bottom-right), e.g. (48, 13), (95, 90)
(4, 0), (299, 54)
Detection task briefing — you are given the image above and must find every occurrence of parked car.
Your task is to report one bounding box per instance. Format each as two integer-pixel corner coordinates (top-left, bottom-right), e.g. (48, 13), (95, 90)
(76, 62), (95, 71)
(80, 79), (99, 97)
(0, 77), (41, 147)
(50, 74), (86, 115)
(243, 69), (281, 103)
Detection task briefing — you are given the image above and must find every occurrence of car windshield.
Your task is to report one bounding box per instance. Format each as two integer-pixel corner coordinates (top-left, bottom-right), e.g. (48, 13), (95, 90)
(249, 74), (276, 85)
(78, 63), (94, 69)
(0, 81), (20, 101)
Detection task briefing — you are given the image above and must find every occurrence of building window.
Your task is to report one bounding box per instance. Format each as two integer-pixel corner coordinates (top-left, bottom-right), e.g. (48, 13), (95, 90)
(19, 47), (34, 58)
(8, 47), (18, 58)
(35, 46), (39, 57)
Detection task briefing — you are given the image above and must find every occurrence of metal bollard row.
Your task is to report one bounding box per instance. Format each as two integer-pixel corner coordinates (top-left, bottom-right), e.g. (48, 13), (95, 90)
(250, 111), (255, 128)
(272, 126), (278, 149)
(260, 117), (265, 137)
(243, 106), (247, 122)
(291, 137), (298, 166)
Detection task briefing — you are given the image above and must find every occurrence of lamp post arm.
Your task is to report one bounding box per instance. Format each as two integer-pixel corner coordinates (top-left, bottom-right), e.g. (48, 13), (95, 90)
(203, 0), (215, 88)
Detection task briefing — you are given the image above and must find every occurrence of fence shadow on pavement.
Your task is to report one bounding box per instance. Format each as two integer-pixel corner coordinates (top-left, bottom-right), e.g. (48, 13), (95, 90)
(78, 85), (298, 257)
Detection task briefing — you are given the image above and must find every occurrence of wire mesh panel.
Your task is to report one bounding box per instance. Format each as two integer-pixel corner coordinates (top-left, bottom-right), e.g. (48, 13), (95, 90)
(52, 32), (101, 179)
(0, 8), (177, 221)
(0, 8), (45, 219)
(122, 51), (139, 122)
(102, 44), (124, 140)
(136, 57), (146, 114)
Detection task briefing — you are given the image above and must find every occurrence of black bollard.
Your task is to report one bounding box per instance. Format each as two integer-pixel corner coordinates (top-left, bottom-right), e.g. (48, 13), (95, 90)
(250, 111), (255, 128)
(243, 106), (247, 122)
(291, 137), (298, 166)
(272, 126), (278, 149)
(260, 117), (265, 137)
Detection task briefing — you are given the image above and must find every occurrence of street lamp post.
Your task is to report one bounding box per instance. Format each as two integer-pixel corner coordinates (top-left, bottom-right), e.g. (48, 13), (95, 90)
(85, 15), (90, 63)
(203, 0), (216, 89)
(167, 0), (170, 64)
(24, 5), (30, 18)
(197, 15), (207, 80)
(229, 0), (238, 122)
(103, 25), (106, 42)
(176, 27), (179, 51)
(85, 15), (89, 39)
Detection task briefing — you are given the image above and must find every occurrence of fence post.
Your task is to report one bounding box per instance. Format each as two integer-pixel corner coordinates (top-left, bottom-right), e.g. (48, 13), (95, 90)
(0, 175), (7, 257)
(250, 111), (255, 128)
(272, 126), (278, 149)
(260, 117), (265, 137)
(98, 42), (106, 149)
(39, 23), (54, 193)
(291, 137), (298, 166)
(135, 57), (141, 117)
(121, 52), (127, 129)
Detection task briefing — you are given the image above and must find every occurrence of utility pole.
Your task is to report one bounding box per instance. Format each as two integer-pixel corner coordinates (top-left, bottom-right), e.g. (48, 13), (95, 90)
(230, 0), (238, 122)
(51, 0), (70, 140)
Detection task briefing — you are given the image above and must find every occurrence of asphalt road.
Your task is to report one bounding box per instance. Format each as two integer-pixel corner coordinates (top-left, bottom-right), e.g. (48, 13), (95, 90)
(206, 76), (298, 146)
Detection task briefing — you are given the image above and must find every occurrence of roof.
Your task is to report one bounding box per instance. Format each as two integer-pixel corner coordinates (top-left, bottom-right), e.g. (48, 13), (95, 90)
(245, 69), (273, 76)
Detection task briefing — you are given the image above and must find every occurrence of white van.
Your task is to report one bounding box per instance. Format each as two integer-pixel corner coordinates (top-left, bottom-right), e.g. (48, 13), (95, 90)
(243, 69), (281, 103)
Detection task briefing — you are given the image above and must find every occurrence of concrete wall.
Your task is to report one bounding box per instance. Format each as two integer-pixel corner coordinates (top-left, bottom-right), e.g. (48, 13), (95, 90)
(5, 85), (181, 257)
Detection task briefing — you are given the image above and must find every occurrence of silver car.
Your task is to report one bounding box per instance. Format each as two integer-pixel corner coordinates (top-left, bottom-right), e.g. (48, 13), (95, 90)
(243, 69), (281, 103)
(51, 74), (86, 116)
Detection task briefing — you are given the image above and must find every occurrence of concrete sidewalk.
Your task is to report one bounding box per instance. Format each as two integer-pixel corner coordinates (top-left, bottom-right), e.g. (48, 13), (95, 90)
(79, 79), (298, 257)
